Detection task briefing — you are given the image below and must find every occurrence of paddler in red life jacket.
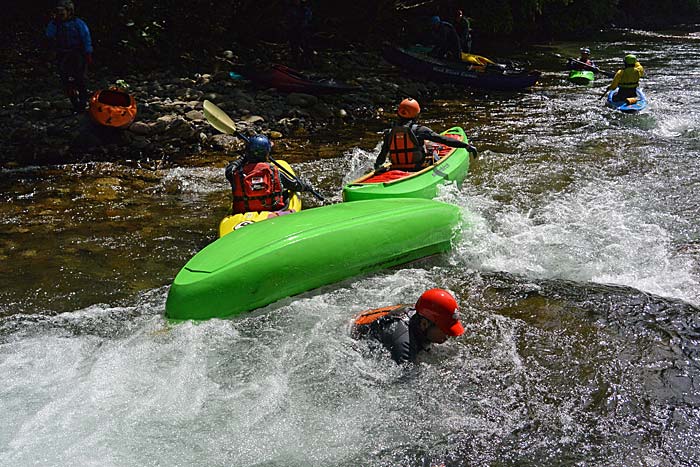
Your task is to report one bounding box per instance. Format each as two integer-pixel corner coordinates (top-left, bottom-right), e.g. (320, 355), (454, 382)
(606, 54), (645, 102)
(568, 47), (596, 70)
(374, 98), (478, 172)
(224, 134), (315, 214)
(351, 288), (465, 364)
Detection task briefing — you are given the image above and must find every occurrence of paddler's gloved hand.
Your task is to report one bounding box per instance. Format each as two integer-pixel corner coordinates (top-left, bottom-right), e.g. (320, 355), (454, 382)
(374, 165), (388, 174)
(466, 144), (478, 157)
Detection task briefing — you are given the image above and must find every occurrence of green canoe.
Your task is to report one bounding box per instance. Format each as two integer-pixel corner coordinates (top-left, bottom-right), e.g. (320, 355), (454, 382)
(342, 127), (472, 202)
(568, 69), (595, 85)
(165, 198), (462, 321)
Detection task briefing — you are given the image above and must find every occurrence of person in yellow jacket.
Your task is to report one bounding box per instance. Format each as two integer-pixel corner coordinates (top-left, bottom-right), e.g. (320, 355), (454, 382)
(606, 54), (644, 101)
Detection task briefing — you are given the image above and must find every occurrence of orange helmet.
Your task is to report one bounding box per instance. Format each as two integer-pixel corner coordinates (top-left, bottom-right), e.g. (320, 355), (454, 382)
(397, 98), (420, 119)
(415, 288), (464, 337)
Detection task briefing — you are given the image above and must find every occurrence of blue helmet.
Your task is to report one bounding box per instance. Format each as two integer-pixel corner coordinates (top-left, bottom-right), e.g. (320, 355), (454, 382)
(430, 16), (441, 26)
(247, 135), (271, 161)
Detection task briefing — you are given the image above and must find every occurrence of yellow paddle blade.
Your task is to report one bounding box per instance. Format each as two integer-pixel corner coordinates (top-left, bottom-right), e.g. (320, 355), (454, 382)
(461, 53), (497, 66)
(626, 97), (639, 105)
(203, 99), (237, 134)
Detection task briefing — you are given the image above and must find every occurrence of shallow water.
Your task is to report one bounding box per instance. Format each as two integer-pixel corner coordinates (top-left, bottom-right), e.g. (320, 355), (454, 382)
(2, 29), (700, 466)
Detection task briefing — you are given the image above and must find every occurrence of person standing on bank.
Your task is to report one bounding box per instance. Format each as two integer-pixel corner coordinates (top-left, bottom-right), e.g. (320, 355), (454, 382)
(352, 289), (465, 364)
(374, 98), (478, 172)
(46, 0), (93, 113)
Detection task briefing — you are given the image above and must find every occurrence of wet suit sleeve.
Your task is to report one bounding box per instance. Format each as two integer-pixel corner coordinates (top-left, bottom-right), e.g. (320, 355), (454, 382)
(415, 125), (471, 149)
(379, 320), (413, 364)
(224, 158), (244, 187)
(374, 130), (391, 170)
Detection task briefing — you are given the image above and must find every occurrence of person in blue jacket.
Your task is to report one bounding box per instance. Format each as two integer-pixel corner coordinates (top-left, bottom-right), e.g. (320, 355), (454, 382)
(46, 0), (93, 112)
(429, 15), (462, 61)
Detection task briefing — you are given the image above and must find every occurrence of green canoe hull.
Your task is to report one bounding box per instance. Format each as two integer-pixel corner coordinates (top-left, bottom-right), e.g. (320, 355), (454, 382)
(165, 198), (462, 321)
(568, 70), (595, 85)
(342, 127), (471, 202)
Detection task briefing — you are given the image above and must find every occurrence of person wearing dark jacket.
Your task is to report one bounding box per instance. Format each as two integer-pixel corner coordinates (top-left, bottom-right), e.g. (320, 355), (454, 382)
(225, 135), (315, 214)
(429, 15), (462, 61)
(45, 0), (93, 112)
(352, 289), (465, 364)
(454, 10), (472, 53)
(286, 0), (313, 67)
(374, 98), (478, 171)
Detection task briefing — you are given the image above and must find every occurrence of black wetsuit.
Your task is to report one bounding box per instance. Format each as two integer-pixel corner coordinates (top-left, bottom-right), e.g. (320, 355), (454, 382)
(354, 306), (429, 364)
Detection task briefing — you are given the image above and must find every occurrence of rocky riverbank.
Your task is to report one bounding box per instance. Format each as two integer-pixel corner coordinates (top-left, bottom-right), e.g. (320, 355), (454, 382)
(1, 43), (457, 168)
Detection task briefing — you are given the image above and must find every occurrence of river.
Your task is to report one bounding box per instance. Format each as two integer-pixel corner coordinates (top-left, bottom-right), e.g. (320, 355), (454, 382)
(1, 29), (700, 466)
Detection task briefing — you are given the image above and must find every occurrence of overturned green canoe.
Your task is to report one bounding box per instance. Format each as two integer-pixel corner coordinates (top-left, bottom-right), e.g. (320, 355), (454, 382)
(342, 127), (472, 202)
(166, 198), (462, 321)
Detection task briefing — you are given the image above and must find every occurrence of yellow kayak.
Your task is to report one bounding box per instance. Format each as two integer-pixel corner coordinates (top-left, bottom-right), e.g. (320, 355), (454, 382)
(460, 53), (497, 66)
(218, 160), (302, 237)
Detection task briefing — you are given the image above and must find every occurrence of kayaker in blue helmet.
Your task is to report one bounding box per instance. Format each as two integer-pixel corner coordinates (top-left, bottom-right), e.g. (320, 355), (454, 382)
(352, 289), (466, 364)
(45, 0), (93, 113)
(568, 47), (595, 70)
(606, 54), (644, 101)
(225, 134), (316, 214)
(429, 15), (462, 61)
(373, 98), (478, 172)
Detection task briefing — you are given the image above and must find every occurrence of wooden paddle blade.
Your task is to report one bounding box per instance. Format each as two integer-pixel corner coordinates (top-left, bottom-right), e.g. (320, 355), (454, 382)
(203, 100), (237, 134)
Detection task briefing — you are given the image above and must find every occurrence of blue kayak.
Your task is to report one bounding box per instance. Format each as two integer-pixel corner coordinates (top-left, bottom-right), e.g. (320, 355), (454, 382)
(606, 88), (647, 113)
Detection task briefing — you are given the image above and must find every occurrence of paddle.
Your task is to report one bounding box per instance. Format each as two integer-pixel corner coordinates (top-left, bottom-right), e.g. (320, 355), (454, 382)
(202, 99), (325, 201)
(568, 58), (616, 78)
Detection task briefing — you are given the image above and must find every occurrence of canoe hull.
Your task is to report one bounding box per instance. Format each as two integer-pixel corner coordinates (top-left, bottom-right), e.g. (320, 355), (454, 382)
(234, 64), (360, 94)
(382, 46), (540, 91)
(342, 127), (471, 202)
(166, 198), (462, 321)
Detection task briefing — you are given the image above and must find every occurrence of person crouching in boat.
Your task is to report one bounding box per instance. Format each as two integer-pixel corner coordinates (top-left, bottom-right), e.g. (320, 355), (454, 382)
(225, 134), (314, 214)
(373, 98), (478, 172)
(351, 288), (465, 364)
(428, 15), (462, 62)
(568, 47), (596, 70)
(606, 54), (644, 102)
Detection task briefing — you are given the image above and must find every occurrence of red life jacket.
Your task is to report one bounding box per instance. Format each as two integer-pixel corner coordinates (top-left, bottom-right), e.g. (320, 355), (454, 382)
(231, 162), (285, 213)
(387, 124), (425, 170)
(351, 304), (411, 339)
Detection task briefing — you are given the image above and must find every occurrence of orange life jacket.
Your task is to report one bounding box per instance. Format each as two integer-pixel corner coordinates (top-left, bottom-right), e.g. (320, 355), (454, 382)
(351, 304), (411, 338)
(387, 124), (424, 170)
(231, 162), (285, 213)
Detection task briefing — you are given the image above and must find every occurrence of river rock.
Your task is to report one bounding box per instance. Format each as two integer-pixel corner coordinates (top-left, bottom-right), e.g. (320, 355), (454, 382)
(185, 110), (205, 121)
(286, 93), (318, 108)
(209, 134), (240, 152)
(128, 121), (152, 135)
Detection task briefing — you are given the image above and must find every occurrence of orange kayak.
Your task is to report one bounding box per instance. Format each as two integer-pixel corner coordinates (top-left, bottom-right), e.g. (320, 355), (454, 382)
(88, 87), (137, 128)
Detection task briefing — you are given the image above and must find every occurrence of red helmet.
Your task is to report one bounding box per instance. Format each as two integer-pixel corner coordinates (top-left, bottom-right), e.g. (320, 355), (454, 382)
(415, 289), (464, 337)
(397, 98), (420, 119)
